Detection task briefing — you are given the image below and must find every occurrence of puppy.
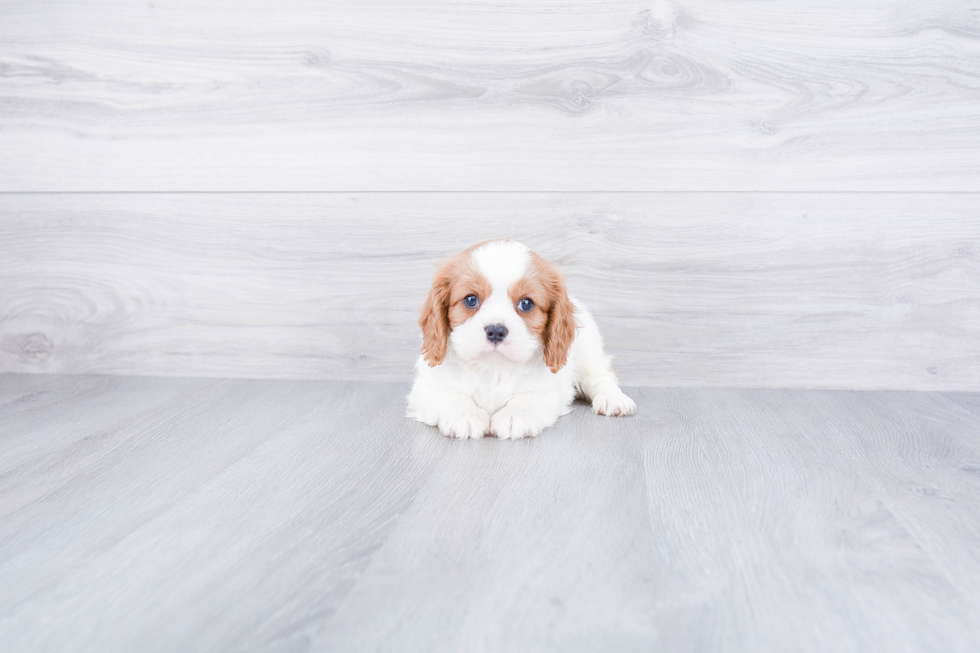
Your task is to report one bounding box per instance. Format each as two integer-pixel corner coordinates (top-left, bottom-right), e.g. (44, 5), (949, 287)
(407, 240), (635, 439)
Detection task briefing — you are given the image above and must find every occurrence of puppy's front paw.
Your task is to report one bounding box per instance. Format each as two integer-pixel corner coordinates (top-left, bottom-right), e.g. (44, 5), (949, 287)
(438, 407), (491, 439)
(490, 407), (543, 440)
(592, 388), (636, 416)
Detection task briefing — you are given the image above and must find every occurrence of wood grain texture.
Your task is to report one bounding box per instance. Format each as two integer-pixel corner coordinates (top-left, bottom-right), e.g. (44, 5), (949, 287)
(1, 0), (978, 191)
(1, 192), (977, 390)
(2, 374), (979, 652)
(0, 374), (450, 653)
(318, 387), (980, 653)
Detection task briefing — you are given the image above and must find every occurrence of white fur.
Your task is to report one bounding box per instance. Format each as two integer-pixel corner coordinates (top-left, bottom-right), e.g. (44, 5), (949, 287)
(407, 241), (635, 439)
(448, 242), (539, 366)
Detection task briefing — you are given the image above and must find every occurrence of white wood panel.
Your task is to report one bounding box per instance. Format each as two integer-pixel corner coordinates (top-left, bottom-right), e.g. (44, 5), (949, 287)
(1, 0), (978, 191)
(1, 192), (977, 389)
(3, 375), (980, 651)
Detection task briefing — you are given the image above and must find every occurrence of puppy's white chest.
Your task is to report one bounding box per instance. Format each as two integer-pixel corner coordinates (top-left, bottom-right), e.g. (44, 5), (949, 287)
(465, 367), (527, 414)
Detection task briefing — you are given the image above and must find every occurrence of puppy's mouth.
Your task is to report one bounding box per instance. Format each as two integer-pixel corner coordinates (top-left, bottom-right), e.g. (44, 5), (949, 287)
(470, 339), (506, 357)
(486, 341), (523, 361)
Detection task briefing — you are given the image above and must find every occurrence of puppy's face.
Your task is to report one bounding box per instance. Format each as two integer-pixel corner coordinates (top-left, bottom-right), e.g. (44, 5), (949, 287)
(419, 240), (576, 372)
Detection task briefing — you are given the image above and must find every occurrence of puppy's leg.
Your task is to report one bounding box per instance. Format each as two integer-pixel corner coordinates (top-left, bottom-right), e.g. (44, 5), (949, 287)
(573, 310), (636, 417)
(407, 368), (490, 439)
(490, 391), (563, 439)
(411, 390), (490, 439)
(434, 395), (491, 439)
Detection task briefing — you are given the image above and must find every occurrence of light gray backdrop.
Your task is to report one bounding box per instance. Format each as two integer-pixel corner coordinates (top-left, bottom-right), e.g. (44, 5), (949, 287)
(1, 0), (978, 390)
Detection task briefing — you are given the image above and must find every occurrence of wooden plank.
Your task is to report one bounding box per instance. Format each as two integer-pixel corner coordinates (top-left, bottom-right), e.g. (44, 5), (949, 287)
(1, 192), (977, 390)
(316, 386), (980, 652)
(847, 392), (980, 602)
(0, 374), (215, 511)
(0, 375), (449, 652)
(317, 394), (665, 652)
(1, 0), (978, 191)
(943, 393), (980, 423)
(4, 376), (980, 651)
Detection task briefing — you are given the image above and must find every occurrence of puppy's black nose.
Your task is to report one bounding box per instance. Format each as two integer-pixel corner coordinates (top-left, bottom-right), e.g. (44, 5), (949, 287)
(485, 324), (508, 343)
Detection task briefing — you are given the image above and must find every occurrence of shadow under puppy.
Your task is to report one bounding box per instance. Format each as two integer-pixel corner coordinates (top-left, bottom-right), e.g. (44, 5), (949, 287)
(407, 240), (635, 439)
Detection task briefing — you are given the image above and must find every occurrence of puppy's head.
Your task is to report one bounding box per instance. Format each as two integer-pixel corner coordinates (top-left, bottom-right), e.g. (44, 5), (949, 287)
(419, 240), (576, 372)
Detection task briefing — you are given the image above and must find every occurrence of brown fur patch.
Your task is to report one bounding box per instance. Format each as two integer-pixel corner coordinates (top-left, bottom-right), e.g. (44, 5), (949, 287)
(508, 275), (549, 340)
(522, 252), (577, 373)
(419, 247), (492, 366)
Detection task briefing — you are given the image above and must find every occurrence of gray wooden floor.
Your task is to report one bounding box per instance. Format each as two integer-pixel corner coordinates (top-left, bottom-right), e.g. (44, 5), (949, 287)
(2, 374), (979, 652)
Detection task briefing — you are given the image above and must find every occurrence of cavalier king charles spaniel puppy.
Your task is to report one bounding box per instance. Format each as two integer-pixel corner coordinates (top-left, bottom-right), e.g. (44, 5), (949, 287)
(407, 240), (635, 439)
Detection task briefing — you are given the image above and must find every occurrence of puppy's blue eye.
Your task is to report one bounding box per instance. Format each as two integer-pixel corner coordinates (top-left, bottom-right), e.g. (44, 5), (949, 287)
(518, 298), (534, 312)
(463, 295), (479, 308)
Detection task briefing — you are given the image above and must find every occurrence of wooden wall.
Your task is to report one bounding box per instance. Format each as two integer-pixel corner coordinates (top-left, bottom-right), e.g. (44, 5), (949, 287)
(2, 193), (977, 389)
(1, 1), (978, 389)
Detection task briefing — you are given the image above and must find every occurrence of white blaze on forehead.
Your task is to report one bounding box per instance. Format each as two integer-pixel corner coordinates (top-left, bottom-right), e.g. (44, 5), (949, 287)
(471, 240), (530, 297)
(449, 240), (538, 366)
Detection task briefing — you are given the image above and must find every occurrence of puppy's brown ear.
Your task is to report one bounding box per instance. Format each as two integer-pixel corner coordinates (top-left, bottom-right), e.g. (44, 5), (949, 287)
(541, 261), (577, 373)
(419, 262), (453, 366)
